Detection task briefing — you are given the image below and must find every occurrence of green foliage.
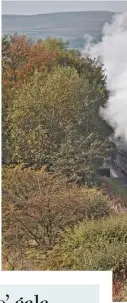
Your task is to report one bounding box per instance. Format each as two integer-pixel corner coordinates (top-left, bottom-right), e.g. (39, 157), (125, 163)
(43, 214), (127, 279)
(8, 64), (111, 179)
(40, 37), (69, 51)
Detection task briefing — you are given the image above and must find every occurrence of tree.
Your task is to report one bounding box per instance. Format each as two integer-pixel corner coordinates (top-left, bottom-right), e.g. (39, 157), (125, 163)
(2, 35), (31, 83)
(2, 36), (113, 179)
(40, 37), (69, 51)
(8, 63), (111, 179)
(23, 42), (57, 77)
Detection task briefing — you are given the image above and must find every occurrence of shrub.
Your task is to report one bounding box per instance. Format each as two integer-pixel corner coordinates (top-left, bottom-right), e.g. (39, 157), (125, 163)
(3, 165), (113, 269)
(42, 214), (127, 280)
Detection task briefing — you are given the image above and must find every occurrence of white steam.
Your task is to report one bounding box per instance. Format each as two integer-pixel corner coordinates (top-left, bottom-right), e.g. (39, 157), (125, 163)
(83, 13), (127, 142)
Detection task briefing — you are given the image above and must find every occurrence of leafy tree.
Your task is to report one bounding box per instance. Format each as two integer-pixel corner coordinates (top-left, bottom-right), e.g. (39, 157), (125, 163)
(2, 35), (31, 83)
(23, 42), (57, 77)
(40, 37), (69, 51)
(8, 64), (111, 179)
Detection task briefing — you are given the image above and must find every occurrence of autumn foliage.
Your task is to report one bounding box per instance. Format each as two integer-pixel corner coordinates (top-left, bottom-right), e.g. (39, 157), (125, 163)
(2, 35), (127, 301)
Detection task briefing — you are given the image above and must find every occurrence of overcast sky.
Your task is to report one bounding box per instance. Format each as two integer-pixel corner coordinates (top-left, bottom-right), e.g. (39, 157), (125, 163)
(2, 1), (127, 15)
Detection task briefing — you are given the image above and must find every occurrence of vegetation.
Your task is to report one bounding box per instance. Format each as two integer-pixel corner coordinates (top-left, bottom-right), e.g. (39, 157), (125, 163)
(3, 166), (112, 254)
(2, 34), (127, 301)
(42, 214), (127, 274)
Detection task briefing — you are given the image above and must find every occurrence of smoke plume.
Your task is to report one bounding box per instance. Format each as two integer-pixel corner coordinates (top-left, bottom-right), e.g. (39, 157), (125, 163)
(83, 13), (127, 142)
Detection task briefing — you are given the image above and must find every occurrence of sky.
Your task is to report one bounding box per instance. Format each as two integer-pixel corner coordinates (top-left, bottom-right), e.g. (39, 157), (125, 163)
(2, 1), (127, 15)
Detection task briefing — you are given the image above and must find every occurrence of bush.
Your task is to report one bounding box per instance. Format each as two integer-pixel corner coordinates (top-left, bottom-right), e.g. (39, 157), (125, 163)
(3, 165), (113, 269)
(42, 214), (127, 280)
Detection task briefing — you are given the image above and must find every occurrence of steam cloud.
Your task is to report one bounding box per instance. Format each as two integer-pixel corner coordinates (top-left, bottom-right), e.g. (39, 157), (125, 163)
(83, 13), (127, 142)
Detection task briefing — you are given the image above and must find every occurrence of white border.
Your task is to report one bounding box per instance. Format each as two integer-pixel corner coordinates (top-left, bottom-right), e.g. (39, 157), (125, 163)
(0, 271), (112, 303)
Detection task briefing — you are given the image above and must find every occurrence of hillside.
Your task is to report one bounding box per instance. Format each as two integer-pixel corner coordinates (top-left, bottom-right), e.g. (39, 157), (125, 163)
(2, 11), (115, 48)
